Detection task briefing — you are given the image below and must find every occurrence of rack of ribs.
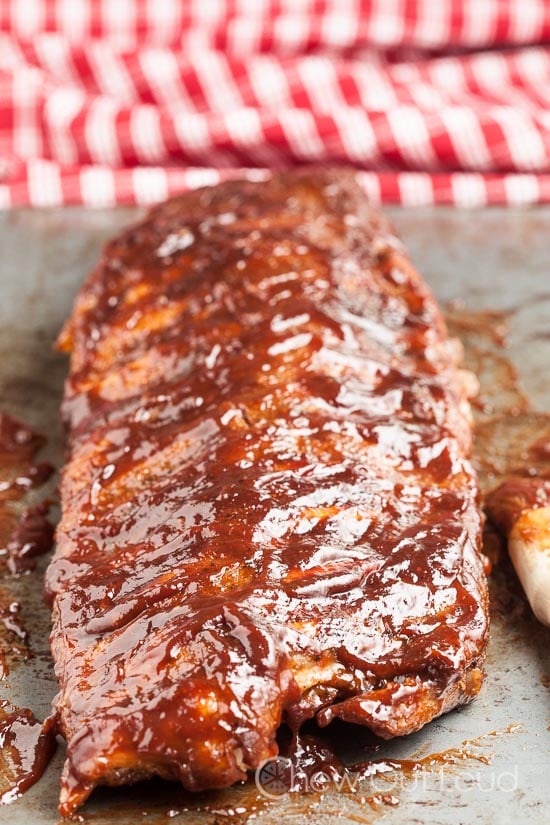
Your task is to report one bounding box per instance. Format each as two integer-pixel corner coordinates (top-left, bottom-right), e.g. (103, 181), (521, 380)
(46, 168), (489, 816)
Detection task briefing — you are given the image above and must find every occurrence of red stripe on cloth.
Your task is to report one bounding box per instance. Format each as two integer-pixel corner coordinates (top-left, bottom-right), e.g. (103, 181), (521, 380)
(1, 1), (550, 52)
(4, 162), (550, 207)
(2, 1), (550, 206)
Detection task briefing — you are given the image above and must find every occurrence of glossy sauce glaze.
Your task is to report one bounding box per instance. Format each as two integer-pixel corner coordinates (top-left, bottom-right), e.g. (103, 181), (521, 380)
(47, 169), (489, 816)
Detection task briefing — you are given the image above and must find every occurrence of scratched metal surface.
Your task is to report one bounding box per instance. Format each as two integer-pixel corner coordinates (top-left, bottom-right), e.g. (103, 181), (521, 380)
(0, 207), (548, 825)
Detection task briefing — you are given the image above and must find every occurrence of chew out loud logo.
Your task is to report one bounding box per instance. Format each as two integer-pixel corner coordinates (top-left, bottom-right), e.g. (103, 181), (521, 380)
(255, 757), (519, 800)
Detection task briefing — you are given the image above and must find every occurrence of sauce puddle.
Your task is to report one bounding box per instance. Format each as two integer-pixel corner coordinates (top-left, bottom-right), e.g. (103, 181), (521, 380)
(0, 702), (57, 805)
(0, 413), (57, 804)
(0, 413), (55, 676)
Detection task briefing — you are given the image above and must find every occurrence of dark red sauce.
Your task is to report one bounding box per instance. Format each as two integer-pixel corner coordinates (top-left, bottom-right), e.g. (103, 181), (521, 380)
(0, 591), (28, 678)
(0, 413), (55, 575)
(446, 309), (550, 494)
(0, 413), (55, 676)
(0, 414), (57, 803)
(485, 477), (550, 537)
(0, 702), (57, 805)
(5, 500), (55, 576)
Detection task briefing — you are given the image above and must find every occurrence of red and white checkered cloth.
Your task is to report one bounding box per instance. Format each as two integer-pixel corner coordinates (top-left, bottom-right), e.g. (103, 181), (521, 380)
(2, 0), (550, 208)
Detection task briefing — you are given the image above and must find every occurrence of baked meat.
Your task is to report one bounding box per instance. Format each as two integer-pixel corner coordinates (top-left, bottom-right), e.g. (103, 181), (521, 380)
(47, 169), (489, 816)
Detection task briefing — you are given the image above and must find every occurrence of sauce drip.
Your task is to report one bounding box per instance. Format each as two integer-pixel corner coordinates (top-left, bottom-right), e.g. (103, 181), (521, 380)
(274, 725), (494, 794)
(5, 500), (55, 576)
(0, 702), (57, 805)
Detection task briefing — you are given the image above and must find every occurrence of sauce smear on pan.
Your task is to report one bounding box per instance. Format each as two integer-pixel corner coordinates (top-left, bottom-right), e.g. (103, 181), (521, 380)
(0, 413), (55, 577)
(0, 703), (57, 805)
(0, 413), (57, 803)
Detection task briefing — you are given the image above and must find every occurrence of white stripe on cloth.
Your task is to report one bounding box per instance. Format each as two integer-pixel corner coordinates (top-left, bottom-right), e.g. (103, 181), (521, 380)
(131, 166), (168, 204)
(83, 97), (123, 166)
(80, 166), (116, 207)
(28, 158), (63, 206)
(451, 174), (488, 208)
(2, 1), (550, 206)
(504, 174), (541, 204)
(398, 173), (434, 206)
(129, 106), (167, 165)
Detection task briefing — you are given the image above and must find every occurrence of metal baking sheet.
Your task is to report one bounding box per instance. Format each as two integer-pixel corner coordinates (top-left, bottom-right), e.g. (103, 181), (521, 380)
(0, 206), (548, 825)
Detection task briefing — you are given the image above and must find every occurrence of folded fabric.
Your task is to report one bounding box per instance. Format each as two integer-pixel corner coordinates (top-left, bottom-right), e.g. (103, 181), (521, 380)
(1, 0), (550, 207)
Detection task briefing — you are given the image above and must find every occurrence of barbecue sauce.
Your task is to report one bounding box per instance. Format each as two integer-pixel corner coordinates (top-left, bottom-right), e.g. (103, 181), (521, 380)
(0, 413), (54, 675)
(0, 413), (55, 576)
(0, 413), (57, 803)
(0, 703), (57, 805)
